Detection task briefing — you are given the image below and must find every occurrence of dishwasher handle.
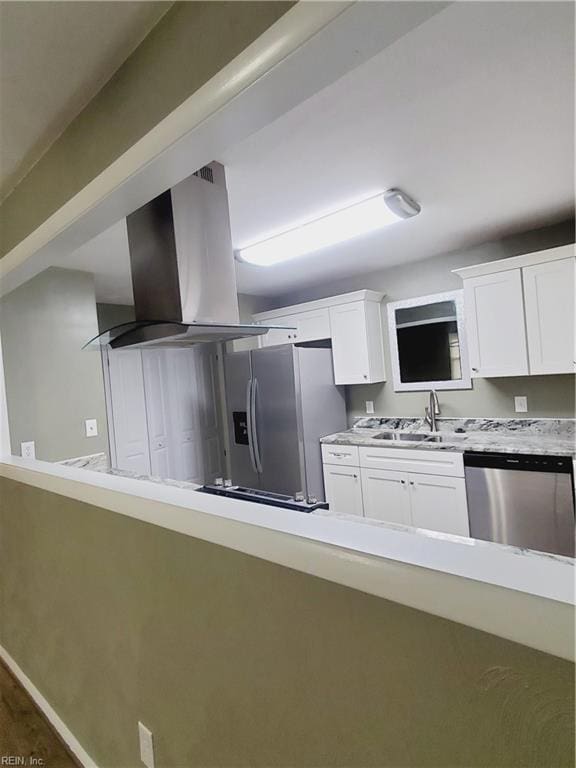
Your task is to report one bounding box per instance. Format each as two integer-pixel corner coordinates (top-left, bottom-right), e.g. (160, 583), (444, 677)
(463, 451), (573, 474)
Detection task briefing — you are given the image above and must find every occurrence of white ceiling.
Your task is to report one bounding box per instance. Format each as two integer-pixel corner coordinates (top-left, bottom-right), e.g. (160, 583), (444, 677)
(45, 0), (575, 304)
(0, 1), (170, 200)
(226, 0), (574, 296)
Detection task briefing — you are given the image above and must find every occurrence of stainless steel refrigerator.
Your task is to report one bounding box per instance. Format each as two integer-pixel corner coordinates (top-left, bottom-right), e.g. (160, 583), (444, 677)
(224, 344), (347, 500)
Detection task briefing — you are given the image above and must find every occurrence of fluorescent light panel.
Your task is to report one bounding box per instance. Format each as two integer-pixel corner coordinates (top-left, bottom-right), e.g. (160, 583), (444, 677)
(237, 193), (402, 267)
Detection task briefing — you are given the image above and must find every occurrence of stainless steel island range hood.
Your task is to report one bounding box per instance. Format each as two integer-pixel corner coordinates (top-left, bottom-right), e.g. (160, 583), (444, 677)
(85, 163), (287, 349)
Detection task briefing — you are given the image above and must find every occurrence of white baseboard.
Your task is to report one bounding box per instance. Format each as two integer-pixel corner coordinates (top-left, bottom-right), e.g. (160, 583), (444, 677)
(0, 643), (98, 768)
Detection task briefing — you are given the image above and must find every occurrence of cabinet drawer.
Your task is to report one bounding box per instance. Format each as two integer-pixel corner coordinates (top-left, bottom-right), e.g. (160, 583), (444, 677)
(358, 446), (464, 477)
(321, 444), (360, 466)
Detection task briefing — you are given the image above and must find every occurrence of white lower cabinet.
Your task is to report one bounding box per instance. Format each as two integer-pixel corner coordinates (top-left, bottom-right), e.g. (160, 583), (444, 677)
(408, 473), (470, 536)
(323, 464), (364, 517)
(360, 468), (411, 525)
(323, 447), (469, 536)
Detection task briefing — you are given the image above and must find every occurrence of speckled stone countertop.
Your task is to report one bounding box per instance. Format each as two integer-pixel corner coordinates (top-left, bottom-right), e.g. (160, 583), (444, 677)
(58, 453), (200, 490)
(321, 417), (576, 457)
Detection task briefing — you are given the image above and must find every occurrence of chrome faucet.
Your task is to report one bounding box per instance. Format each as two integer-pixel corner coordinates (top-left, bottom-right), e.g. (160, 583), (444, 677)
(425, 390), (441, 432)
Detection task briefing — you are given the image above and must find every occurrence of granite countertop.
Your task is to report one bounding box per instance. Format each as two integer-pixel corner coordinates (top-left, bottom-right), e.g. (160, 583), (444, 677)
(321, 417), (576, 458)
(58, 453), (200, 490)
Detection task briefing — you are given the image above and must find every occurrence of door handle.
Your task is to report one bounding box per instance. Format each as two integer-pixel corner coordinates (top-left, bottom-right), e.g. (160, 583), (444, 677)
(252, 377), (263, 473)
(246, 379), (257, 474)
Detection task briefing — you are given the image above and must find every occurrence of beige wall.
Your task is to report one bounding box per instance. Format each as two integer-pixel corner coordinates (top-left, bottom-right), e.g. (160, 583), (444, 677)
(266, 220), (576, 421)
(0, 1), (295, 258)
(0, 268), (108, 460)
(0, 476), (574, 767)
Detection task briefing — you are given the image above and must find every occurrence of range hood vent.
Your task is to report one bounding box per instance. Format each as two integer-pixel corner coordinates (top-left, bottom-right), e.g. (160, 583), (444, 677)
(85, 162), (286, 349)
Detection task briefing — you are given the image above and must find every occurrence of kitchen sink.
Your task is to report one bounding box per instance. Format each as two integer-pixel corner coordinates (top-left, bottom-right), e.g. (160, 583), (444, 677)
(372, 431), (468, 443)
(373, 432), (430, 442)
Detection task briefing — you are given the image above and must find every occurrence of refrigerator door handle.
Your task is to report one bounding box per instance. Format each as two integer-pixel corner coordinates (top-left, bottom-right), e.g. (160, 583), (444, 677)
(251, 377), (263, 474)
(246, 378), (258, 474)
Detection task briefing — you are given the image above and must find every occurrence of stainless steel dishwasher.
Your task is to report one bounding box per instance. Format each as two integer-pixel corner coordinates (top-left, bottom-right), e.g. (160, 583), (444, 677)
(464, 452), (575, 557)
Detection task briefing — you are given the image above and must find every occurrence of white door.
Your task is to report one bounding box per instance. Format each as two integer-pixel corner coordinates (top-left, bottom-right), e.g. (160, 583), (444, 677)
(323, 464), (364, 516)
(360, 467), (411, 525)
(408, 473), (469, 536)
(107, 350), (151, 474)
(464, 269), (529, 377)
(329, 302), (371, 385)
(142, 350), (175, 479)
(166, 349), (204, 483)
(193, 346), (223, 482)
(523, 258), (576, 375)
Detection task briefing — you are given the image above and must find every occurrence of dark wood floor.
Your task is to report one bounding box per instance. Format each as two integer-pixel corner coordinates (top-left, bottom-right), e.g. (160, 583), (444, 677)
(0, 658), (79, 767)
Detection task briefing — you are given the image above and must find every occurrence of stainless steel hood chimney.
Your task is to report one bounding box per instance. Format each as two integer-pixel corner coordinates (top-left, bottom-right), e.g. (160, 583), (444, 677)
(85, 163), (286, 349)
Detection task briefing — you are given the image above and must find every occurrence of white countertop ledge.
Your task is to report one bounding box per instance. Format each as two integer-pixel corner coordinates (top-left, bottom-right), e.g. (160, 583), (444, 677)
(1, 455), (574, 661)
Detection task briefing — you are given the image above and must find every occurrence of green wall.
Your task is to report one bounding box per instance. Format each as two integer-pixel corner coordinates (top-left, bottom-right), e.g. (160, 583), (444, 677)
(0, 477), (573, 767)
(268, 220), (576, 421)
(0, 1), (295, 257)
(0, 268), (108, 460)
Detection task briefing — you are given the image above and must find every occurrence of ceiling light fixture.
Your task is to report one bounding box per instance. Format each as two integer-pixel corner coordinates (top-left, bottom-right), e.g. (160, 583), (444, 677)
(236, 188), (420, 267)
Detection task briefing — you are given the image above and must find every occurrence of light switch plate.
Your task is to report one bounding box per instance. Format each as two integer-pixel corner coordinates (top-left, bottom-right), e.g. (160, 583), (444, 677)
(85, 418), (98, 437)
(21, 441), (35, 459)
(138, 722), (154, 768)
(365, 401), (375, 414)
(514, 396), (528, 413)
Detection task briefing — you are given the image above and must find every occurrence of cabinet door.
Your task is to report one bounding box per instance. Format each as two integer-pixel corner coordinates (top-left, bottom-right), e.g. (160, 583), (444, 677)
(523, 258), (575, 374)
(323, 464), (364, 516)
(293, 308), (331, 343)
(360, 468), (411, 525)
(259, 315), (296, 347)
(408, 474), (469, 536)
(329, 302), (370, 384)
(463, 269), (529, 377)
(142, 350), (175, 479)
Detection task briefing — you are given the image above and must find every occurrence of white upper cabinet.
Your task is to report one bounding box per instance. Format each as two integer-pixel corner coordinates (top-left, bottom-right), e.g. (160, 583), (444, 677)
(329, 300), (386, 385)
(329, 302), (370, 385)
(463, 269), (529, 377)
(292, 308), (331, 344)
(523, 258), (575, 375)
(455, 244), (575, 378)
(254, 291), (386, 385)
(259, 315), (295, 347)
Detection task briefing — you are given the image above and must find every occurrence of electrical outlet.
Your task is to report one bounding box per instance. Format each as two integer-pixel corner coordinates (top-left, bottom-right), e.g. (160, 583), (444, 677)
(365, 401), (375, 414)
(85, 418), (98, 437)
(21, 441), (35, 459)
(514, 396), (528, 413)
(138, 722), (154, 768)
